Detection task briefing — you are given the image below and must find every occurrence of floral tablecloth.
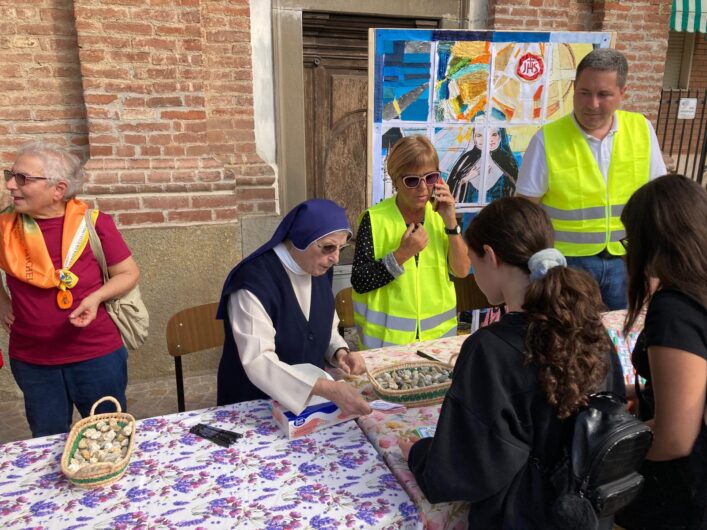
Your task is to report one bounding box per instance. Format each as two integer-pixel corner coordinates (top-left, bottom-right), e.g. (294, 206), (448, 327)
(602, 310), (643, 385)
(347, 335), (470, 530)
(347, 311), (642, 530)
(0, 400), (421, 529)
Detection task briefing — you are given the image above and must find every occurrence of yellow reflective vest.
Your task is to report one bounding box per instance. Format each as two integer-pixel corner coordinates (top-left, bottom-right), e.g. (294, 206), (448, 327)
(542, 110), (650, 256)
(352, 197), (457, 349)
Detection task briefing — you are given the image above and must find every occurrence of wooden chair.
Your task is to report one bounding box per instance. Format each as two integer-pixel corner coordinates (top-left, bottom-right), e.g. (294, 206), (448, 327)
(452, 275), (489, 312)
(166, 302), (224, 412)
(335, 287), (355, 334)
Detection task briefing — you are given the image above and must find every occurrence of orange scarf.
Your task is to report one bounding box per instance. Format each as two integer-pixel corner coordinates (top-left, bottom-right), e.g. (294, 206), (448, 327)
(0, 199), (97, 307)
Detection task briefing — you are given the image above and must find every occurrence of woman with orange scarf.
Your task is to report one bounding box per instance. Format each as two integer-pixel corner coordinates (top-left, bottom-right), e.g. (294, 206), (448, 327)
(0, 142), (140, 437)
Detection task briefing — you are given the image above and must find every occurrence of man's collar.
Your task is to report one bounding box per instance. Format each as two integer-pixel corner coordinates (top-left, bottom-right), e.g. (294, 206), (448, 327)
(571, 111), (619, 141)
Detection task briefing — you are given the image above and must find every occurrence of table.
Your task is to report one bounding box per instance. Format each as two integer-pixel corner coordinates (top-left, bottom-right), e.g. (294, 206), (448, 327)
(347, 309), (643, 530)
(0, 400), (422, 529)
(0, 311), (641, 530)
(348, 335), (469, 530)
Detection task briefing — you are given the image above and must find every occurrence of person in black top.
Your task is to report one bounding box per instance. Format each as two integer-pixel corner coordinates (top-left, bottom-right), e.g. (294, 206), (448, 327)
(615, 175), (707, 530)
(400, 197), (625, 529)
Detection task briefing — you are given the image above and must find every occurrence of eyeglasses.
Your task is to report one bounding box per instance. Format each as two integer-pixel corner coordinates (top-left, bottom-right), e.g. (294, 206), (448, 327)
(401, 171), (440, 189)
(619, 237), (629, 250)
(316, 242), (351, 255)
(4, 169), (50, 187)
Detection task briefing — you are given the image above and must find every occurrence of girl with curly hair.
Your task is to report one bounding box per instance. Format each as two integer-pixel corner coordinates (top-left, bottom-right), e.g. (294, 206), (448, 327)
(400, 197), (625, 529)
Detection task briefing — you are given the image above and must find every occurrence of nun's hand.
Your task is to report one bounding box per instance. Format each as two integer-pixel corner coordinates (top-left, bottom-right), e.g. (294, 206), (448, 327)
(335, 348), (366, 376)
(313, 379), (372, 417)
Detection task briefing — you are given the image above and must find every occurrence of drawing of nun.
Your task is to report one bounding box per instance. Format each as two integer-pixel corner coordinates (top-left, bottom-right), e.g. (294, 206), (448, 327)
(447, 127), (518, 204)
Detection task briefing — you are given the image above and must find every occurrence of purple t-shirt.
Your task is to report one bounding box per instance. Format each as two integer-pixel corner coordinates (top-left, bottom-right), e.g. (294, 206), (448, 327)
(7, 212), (132, 365)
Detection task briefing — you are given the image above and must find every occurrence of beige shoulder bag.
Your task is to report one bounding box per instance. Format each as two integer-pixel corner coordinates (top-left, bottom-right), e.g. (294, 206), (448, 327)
(84, 210), (149, 350)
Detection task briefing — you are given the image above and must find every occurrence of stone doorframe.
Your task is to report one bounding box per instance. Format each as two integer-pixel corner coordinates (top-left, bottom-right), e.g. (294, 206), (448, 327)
(269, 0), (488, 212)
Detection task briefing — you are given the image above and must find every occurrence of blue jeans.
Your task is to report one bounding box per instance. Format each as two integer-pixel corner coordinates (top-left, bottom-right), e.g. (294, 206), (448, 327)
(10, 346), (128, 437)
(565, 255), (627, 311)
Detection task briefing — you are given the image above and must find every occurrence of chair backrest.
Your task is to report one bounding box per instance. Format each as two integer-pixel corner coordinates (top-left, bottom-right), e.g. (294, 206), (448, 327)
(166, 302), (224, 358)
(335, 287), (355, 328)
(452, 275), (489, 312)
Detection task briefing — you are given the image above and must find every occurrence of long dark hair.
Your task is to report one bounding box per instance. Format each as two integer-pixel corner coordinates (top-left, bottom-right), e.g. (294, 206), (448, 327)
(465, 198), (611, 418)
(622, 175), (707, 333)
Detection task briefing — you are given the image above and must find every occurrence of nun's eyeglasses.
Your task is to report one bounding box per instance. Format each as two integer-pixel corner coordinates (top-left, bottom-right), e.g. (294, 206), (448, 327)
(316, 242), (351, 255)
(401, 171), (440, 189)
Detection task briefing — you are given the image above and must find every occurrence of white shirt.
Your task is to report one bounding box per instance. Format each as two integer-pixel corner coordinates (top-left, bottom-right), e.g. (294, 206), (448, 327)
(228, 243), (348, 415)
(516, 112), (667, 197)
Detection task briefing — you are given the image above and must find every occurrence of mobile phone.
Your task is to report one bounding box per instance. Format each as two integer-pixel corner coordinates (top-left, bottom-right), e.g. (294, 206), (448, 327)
(415, 426), (436, 439)
(189, 423), (242, 447)
(429, 185), (438, 210)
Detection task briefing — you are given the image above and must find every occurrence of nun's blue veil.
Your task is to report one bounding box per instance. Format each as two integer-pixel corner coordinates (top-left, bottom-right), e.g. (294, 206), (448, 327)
(216, 199), (351, 319)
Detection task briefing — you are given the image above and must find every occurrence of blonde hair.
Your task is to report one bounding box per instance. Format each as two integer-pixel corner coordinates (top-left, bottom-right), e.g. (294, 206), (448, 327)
(386, 135), (439, 181)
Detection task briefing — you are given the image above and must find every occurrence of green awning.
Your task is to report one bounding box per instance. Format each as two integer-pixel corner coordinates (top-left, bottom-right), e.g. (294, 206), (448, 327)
(671, 0), (706, 32)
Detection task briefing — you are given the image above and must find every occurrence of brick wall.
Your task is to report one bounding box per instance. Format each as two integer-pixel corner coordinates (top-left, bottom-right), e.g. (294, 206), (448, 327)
(691, 34), (707, 88)
(490, 0), (594, 31)
(1, 0), (274, 227)
(489, 0), (672, 123)
(1, 0), (675, 226)
(202, 1), (277, 217)
(0, 1), (88, 162)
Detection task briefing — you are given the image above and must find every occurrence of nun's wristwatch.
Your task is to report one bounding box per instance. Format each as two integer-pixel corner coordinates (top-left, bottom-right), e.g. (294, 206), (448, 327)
(445, 225), (461, 235)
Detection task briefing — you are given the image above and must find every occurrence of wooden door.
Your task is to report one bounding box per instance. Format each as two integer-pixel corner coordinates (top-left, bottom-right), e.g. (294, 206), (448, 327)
(302, 14), (438, 240)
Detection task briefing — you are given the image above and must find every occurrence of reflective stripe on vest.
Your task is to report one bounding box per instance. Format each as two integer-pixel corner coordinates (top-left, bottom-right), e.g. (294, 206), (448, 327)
(542, 111), (650, 257)
(353, 301), (417, 332)
(351, 197), (458, 349)
(420, 307), (457, 331)
(542, 204), (624, 222)
(554, 228), (626, 244)
(358, 321), (458, 350)
(359, 333), (399, 350)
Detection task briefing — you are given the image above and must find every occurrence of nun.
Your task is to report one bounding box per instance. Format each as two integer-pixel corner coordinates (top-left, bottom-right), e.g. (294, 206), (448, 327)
(446, 127), (518, 204)
(216, 199), (371, 417)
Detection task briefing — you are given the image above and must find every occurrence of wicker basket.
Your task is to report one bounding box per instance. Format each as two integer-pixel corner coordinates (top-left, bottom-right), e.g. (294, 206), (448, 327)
(61, 396), (136, 489)
(366, 360), (453, 407)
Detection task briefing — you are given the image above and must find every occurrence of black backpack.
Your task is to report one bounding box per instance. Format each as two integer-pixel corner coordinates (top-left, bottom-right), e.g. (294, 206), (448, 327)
(548, 392), (654, 530)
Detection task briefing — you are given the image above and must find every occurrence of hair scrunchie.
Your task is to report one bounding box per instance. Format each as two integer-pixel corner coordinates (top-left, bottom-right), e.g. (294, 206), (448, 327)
(528, 248), (567, 281)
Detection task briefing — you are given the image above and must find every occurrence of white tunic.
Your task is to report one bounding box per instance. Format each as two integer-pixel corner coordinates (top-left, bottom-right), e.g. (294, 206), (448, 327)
(228, 243), (348, 415)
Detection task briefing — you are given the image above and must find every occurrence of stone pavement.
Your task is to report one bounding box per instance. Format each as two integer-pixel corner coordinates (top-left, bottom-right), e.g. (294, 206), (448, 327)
(0, 371), (216, 444)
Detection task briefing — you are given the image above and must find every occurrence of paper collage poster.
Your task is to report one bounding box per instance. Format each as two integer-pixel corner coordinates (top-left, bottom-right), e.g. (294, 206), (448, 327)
(369, 30), (613, 211)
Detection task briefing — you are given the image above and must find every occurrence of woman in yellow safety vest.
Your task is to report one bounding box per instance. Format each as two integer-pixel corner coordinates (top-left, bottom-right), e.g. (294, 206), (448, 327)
(351, 135), (470, 349)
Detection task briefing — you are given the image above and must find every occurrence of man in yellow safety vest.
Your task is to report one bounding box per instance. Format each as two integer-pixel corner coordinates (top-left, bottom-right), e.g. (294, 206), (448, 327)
(516, 48), (666, 309)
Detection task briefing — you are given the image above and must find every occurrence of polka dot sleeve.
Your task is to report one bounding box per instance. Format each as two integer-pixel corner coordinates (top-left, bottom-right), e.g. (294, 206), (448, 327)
(351, 211), (398, 294)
